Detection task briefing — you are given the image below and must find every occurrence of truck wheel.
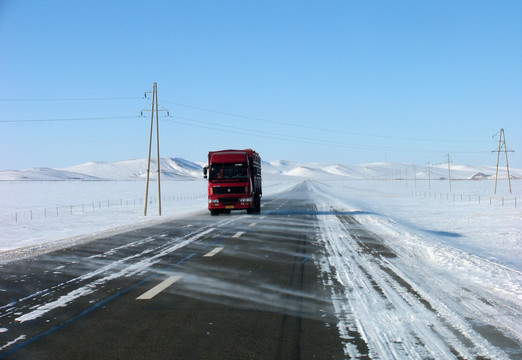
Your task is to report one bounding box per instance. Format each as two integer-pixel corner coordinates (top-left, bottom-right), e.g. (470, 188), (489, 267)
(248, 196), (261, 215)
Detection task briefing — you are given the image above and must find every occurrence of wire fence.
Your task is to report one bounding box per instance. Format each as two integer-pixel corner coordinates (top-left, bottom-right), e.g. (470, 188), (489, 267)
(3, 193), (207, 225)
(395, 191), (517, 208)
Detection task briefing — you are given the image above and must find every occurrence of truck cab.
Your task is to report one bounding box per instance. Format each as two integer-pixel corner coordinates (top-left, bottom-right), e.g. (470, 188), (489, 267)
(204, 149), (262, 215)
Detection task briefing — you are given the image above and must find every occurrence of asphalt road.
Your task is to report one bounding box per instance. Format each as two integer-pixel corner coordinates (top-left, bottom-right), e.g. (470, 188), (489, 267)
(0, 185), (346, 359)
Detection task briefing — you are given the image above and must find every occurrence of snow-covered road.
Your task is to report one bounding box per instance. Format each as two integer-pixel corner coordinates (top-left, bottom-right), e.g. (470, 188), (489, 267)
(309, 181), (521, 359)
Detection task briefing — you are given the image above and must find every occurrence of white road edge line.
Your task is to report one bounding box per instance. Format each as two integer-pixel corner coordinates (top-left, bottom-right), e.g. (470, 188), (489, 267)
(203, 247), (224, 257)
(136, 276), (181, 300)
(233, 231), (245, 238)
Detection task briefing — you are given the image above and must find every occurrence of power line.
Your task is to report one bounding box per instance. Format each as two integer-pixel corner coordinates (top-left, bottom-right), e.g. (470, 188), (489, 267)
(0, 111), (494, 155)
(0, 96), (496, 155)
(162, 99), (485, 144)
(0, 96), (488, 144)
(0, 97), (141, 102)
(163, 115), (491, 155)
(0, 116), (139, 123)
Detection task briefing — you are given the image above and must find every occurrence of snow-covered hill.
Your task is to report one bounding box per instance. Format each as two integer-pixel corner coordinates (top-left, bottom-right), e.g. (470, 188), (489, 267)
(0, 158), (203, 181)
(0, 167), (100, 181)
(0, 158), (520, 181)
(60, 158), (202, 181)
(263, 160), (521, 181)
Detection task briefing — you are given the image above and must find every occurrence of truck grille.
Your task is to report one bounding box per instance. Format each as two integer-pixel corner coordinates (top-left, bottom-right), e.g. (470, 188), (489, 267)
(219, 197), (240, 205)
(213, 186), (246, 195)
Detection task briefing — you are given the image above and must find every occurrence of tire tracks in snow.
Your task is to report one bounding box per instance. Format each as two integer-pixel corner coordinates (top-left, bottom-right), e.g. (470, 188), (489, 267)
(315, 199), (510, 359)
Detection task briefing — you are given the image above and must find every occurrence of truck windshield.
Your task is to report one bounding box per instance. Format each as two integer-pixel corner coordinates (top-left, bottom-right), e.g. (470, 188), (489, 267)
(209, 163), (248, 181)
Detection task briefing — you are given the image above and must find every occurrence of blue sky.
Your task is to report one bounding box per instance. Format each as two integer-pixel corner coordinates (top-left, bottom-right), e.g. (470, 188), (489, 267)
(1, 1), (521, 169)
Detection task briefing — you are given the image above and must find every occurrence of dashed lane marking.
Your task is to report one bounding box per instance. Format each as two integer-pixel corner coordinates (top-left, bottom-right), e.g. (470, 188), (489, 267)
(136, 276), (181, 300)
(233, 231), (245, 238)
(203, 247), (224, 257)
(249, 223), (257, 227)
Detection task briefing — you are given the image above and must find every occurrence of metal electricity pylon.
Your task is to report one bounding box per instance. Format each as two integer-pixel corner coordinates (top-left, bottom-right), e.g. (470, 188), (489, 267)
(492, 128), (513, 194)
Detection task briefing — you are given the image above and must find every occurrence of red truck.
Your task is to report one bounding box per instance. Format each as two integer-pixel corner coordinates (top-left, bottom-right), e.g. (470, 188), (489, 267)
(203, 149), (262, 215)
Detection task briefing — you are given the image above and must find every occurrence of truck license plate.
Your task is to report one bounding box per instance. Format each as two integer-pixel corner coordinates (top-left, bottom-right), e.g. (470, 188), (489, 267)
(225, 205), (234, 209)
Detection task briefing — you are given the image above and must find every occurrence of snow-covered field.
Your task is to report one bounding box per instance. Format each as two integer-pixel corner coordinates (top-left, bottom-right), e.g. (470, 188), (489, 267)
(1, 158), (520, 268)
(317, 179), (521, 270)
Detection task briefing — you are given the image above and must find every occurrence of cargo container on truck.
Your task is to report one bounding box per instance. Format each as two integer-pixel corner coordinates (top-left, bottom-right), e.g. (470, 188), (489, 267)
(203, 149), (262, 215)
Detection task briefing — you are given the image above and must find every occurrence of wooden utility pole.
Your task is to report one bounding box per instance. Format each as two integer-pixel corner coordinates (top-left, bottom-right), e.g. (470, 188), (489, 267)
(493, 128), (513, 194)
(427, 162), (431, 190)
(446, 154), (452, 192)
(144, 83), (162, 216)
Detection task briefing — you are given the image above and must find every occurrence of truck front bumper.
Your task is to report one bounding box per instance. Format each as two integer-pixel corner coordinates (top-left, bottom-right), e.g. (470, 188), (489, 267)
(208, 197), (252, 210)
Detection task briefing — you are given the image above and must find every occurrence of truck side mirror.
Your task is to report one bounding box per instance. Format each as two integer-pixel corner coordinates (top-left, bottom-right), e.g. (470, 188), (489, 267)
(203, 166), (208, 179)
